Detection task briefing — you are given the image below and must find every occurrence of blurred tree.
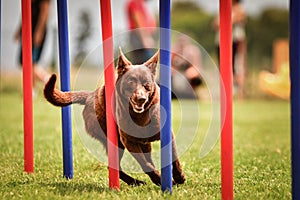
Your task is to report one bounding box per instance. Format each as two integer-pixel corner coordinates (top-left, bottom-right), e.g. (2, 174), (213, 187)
(171, 1), (215, 54)
(74, 10), (91, 67)
(171, 2), (288, 69)
(247, 8), (288, 68)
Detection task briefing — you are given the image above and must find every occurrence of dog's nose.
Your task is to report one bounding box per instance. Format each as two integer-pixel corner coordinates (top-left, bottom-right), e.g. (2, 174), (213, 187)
(137, 96), (147, 104)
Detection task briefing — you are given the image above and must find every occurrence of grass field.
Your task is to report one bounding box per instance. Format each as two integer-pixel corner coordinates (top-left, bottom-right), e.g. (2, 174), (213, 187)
(0, 86), (291, 199)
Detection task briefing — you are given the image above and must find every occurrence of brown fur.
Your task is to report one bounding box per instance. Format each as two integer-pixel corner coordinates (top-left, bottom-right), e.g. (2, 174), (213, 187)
(44, 49), (185, 186)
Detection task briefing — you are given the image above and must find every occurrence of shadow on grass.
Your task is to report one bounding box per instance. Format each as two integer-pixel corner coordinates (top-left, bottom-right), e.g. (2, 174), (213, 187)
(39, 181), (108, 196)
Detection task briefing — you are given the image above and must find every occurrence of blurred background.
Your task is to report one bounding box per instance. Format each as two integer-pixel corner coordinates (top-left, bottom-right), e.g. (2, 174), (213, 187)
(0, 0), (289, 98)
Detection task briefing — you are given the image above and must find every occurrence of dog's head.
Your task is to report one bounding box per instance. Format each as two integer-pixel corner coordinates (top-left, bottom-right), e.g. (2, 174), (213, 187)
(116, 48), (159, 114)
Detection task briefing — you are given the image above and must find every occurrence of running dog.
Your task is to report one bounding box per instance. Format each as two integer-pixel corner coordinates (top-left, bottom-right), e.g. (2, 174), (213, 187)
(44, 49), (185, 186)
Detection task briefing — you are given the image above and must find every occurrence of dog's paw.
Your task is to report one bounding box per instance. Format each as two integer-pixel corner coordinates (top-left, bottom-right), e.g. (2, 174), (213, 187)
(128, 179), (146, 186)
(173, 172), (186, 185)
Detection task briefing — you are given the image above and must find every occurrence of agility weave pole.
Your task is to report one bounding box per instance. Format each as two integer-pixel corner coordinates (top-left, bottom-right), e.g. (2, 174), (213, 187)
(290, 0), (300, 199)
(159, 0), (173, 193)
(0, 0), (2, 91)
(22, 0), (34, 173)
(100, 0), (120, 189)
(57, 0), (73, 179)
(219, 0), (234, 199)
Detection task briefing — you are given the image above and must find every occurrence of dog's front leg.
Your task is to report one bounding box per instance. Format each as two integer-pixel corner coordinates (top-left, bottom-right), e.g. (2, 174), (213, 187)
(172, 134), (186, 184)
(118, 145), (146, 186)
(124, 141), (161, 186)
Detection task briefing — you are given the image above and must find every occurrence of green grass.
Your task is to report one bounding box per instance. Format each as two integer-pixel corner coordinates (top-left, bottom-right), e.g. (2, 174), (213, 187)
(0, 89), (291, 199)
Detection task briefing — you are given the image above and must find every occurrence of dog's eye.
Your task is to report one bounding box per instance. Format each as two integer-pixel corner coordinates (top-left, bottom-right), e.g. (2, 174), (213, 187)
(128, 80), (137, 88)
(144, 82), (152, 91)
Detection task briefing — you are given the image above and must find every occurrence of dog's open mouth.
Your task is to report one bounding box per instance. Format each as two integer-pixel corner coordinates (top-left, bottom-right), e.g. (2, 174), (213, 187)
(129, 98), (146, 114)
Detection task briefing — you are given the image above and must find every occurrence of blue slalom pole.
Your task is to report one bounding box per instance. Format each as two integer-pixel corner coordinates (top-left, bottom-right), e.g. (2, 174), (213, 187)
(57, 0), (73, 179)
(290, 0), (300, 199)
(159, 0), (172, 193)
(0, 0), (2, 91)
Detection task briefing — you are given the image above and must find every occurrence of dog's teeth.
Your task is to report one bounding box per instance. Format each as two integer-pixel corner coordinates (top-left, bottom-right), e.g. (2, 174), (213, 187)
(134, 106), (144, 113)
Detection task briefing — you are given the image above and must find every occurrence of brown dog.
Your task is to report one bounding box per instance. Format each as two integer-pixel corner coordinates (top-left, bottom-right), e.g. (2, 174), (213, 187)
(44, 49), (185, 186)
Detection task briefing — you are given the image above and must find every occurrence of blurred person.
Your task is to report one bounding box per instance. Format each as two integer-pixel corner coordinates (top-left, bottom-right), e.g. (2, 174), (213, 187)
(14, 0), (51, 92)
(171, 35), (202, 99)
(212, 0), (247, 99)
(126, 0), (157, 64)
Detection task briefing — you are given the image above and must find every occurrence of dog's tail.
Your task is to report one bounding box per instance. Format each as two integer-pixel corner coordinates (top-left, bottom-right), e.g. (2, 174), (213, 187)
(44, 74), (91, 107)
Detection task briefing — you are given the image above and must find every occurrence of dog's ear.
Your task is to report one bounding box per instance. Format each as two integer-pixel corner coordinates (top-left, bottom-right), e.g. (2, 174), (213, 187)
(144, 50), (159, 75)
(117, 47), (132, 76)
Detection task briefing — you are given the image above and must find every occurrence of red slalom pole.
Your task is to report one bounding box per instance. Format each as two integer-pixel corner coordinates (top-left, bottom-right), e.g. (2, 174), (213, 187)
(22, 0), (34, 173)
(220, 0), (233, 199)
(99, 0), (120, 190)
